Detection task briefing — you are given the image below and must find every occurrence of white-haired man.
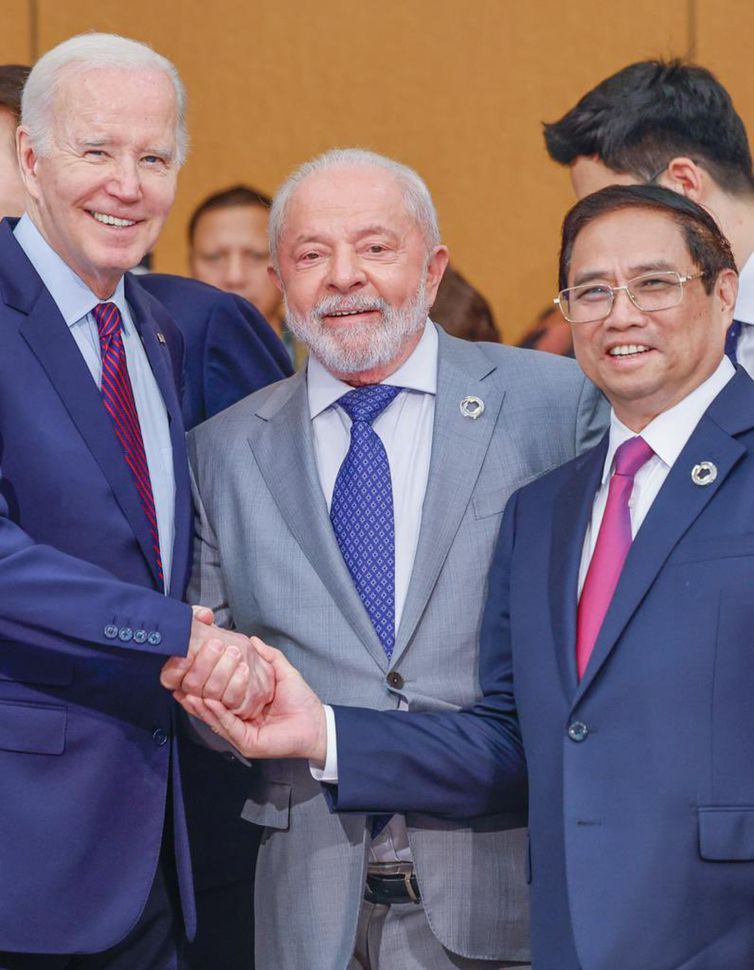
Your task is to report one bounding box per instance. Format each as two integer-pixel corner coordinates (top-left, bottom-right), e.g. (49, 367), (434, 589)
(163, 148), (607, 969)
(0, 32), (275, 969)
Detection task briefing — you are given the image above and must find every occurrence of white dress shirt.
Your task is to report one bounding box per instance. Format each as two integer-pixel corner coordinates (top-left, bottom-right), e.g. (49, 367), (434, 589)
(310, 319), (437, 863)
(14, 215), (176, 590)
(732, 253), (754, 376)
(577, 357), (735, 593)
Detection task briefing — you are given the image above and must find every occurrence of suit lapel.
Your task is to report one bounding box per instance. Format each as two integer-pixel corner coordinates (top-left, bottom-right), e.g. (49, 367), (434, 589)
(249, 372), (390, 670)
(574, 384), (748, 703)
(548, 438), (608, 697)
(393, 331), (505, 663)
(125, 277), (192, 594)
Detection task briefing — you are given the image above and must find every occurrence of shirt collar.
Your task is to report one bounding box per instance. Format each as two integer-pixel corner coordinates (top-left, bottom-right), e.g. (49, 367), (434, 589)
(306, 318), (438, 420)
(735, 252), (754, 325)
(601, 356), (735, 484)
(14, 213), (127, 327)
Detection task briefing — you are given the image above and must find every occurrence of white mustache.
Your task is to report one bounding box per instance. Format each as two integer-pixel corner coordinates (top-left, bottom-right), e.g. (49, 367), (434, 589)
(315, 296), (387, 318)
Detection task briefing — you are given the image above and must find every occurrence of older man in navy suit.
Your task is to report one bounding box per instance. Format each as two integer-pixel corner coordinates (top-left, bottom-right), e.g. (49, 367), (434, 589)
(0, 32), (274, 969)
(183, 185), (754, 970)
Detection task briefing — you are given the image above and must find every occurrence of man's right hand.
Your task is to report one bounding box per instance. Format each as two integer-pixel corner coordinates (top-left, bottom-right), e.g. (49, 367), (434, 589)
(160, 612), (274, 720)
(174, 637), (328, 765)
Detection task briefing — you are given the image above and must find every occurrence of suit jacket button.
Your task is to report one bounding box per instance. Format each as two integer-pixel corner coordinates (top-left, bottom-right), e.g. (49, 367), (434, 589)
(104, 625), (119, 640)
(386, 671), (404, 690)
(118, 627), (133, 642)
(567, 721), (588, 742)
(133, 629), (148, 644)
(152, 728), (169, 746)
(147, 632), (162, 646)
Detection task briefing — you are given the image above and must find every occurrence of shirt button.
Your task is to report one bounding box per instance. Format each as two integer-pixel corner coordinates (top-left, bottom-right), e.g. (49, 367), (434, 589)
(152, 728), (169, 747)
(386, 671), (404, 690)
(133, 630), (148, 644)
(147, 632), (162, 646)
(104, 625), (119, 640)
(567, 721), (589, 743)
(118, 627), (133, 642)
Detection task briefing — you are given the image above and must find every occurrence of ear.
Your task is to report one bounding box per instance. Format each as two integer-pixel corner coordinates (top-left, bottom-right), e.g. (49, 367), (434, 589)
(715, 267), (739, 323)
(660, 157), (706, 202)
(267, 263), (284, 294)
(424, 245), (450, 306)
(16, 127), (42, 202)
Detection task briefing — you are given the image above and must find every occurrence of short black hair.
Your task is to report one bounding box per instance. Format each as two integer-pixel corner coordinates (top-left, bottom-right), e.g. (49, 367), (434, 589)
(559, 184), (737, 293)
(188, 184), (272, 245)
(0, 64), (30, 121)
(544, 60), (754, 196)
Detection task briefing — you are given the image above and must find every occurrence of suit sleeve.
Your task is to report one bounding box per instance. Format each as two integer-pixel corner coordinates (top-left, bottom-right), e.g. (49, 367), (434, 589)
(203, 293), (293, 422)
(329, 492), (527, 819)
(0, 483), (193, 660)
(575, 375), (609, 455)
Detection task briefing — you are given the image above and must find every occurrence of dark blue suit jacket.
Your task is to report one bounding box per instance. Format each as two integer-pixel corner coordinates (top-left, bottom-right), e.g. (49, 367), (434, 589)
(332, 368), (754, 970)
(138, 273), (292, 431)
(0, 220), (198, 954)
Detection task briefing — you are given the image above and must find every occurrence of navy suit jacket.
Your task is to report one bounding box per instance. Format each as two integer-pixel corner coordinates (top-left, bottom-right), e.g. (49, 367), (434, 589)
(0, 220), (198, 954)
(332, 368), (754, 970)
(138, 273), (292, 431)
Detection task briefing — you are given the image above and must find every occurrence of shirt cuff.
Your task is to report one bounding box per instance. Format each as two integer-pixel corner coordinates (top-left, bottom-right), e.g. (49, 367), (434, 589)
(309, 704), (338, 782)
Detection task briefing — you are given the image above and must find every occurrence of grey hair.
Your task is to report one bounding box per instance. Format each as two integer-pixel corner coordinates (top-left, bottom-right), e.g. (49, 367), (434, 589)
(21, 32), (188, 166)
(268, 148), (441, 268)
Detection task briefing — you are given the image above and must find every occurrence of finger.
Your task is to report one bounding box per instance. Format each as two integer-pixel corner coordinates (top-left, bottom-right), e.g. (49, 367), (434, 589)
(204, 698), (253, 750)
(180, 638), (226, 695)
(222, 661), (251, 711)
(191, 605), (215, 625)
(160, 656), (192, 691)
(201, 644), (243, 700)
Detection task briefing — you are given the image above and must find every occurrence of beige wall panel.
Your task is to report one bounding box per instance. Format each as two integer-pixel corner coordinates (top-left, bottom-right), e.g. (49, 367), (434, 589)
(37, 0), (688, 341)
(0, 1), (32, 63)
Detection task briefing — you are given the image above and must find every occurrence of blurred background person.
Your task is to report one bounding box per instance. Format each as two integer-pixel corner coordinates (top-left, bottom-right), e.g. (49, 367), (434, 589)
(517, 303), (574, 356)
(430, 263), (500, 341)
(188, 183), (300, 361)
(0, 64), (29, 217)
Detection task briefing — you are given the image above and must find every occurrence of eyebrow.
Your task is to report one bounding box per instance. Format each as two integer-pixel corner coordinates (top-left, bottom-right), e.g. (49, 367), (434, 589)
(76, 137), (174, 160)
(572, 260), (677, 287)
(291, 224), (400, 248)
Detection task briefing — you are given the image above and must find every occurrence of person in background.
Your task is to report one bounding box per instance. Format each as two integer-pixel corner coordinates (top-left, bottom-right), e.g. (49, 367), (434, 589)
(544, 58), (754, 371)
(0, 64), (29, 217)
(431, 263), (500, 341)
(517, 304), (574, 356)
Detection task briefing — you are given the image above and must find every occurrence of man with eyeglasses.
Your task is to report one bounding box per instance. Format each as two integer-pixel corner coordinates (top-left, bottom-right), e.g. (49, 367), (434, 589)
(543, 59), (754, 372)
(177, 184), (754, 969)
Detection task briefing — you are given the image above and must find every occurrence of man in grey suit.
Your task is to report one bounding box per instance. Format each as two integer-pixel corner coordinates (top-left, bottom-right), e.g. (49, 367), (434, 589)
(168, 149), (606, 969)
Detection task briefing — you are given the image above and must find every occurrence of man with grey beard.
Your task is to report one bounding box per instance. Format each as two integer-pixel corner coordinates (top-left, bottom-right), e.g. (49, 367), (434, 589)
(170, 148), (606, 969)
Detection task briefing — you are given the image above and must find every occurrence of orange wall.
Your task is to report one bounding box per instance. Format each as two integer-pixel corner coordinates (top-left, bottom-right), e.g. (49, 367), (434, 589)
(3, 1), (752, 341)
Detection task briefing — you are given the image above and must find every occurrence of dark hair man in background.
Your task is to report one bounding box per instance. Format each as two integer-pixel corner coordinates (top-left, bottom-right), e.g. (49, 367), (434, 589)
(543, 59), (754, 371)
(0, 64), (30, 217)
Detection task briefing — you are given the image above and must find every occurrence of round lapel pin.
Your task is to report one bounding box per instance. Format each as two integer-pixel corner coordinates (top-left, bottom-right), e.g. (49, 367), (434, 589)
(691, 461), (717, 486)
(460, 395), (485, 420)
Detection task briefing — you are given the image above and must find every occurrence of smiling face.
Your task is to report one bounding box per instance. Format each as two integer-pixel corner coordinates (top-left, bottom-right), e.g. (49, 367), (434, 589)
(17, 66), (179, 298)
(568, 207), (737, 430)
(271, 165), (448, 383)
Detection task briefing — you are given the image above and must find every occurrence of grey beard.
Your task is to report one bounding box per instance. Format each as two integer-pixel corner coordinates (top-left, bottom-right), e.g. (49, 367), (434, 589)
(284, 276), (429, 375)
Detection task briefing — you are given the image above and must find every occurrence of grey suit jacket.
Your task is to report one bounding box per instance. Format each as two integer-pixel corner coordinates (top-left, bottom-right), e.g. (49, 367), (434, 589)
(187, 328), (607, 968)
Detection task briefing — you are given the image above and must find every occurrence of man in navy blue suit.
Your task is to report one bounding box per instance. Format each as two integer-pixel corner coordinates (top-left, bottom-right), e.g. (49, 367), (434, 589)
(0, 32), (274, 969)
(182, 185), (754, 969)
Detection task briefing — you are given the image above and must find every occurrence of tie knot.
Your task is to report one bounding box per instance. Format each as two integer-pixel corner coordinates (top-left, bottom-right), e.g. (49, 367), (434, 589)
(613, 435), (654, 478)
(337, 384), (402, 425)
(92, 302), (123, 340)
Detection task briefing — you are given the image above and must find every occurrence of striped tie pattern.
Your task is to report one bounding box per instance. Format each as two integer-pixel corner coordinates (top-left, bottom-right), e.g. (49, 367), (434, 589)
(93, 302), (163, 589)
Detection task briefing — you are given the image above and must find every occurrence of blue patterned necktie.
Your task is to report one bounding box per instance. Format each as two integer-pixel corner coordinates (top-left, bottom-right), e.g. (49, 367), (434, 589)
(330, 384), (402, 658)
(725, 319), (742, 364)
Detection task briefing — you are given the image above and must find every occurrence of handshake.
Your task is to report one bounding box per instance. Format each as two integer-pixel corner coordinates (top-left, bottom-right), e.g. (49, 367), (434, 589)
(160, 608), (328, 765)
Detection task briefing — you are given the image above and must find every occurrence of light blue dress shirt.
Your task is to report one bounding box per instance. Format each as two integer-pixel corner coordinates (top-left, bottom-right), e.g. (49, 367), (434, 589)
(14, 215), (176, 591)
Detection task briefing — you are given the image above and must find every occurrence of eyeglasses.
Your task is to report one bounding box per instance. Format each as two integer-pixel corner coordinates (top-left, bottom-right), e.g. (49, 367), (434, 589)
(554, 271), (705, 324)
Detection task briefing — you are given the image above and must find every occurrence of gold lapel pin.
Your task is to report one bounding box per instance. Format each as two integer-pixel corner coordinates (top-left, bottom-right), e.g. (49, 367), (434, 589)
(460, 395), (485, 420)
(691, 461), (717, 486)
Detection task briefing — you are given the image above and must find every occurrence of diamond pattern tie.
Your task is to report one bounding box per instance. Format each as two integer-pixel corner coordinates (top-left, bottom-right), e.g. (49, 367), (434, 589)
(93, 302), (163, 589)
(575, 436), (654, 680)
(725, 319), (742, 364)
(331, 384), (402, 658)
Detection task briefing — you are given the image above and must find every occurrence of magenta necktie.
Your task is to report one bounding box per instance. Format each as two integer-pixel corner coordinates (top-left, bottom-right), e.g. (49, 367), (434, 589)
(575, 436), (653, 679)
(93, 302), (163, 589)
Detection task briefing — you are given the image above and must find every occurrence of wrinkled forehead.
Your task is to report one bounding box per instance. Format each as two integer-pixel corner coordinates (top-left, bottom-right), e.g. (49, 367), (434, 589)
(286, 166), (414, 232)
(52, 65), (177, 130)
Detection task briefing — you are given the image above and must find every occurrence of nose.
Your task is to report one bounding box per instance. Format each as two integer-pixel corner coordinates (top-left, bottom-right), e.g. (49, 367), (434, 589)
(327, 247), (366, 292)
(108, 158), (142, 204)
(222, 252), (246, 289)
(604, 284), (646, 329)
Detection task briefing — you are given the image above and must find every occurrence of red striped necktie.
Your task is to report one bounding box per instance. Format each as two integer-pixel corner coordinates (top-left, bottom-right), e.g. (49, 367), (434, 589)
(92, 302), (164, 589)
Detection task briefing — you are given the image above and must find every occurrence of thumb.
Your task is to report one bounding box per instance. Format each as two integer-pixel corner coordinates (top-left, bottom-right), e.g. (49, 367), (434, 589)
(192, 605), (215, 626)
